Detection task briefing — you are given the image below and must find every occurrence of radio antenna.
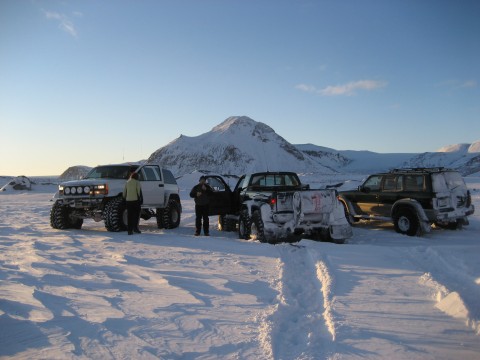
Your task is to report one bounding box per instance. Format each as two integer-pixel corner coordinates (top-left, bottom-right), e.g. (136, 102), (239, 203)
(262, 141), (269, 172)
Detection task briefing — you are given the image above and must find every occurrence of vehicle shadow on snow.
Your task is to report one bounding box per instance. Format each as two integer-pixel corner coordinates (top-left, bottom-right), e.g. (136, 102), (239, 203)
(346, 219), (478, 247)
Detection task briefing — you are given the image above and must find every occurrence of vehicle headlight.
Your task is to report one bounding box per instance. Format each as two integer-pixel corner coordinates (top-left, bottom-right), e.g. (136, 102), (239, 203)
(71, 187), (76, 194)
(64, 187), (71, 195)
(77, 186), (83, 194)
(84, 186), (90, 194)
(93, 184), (108, 195)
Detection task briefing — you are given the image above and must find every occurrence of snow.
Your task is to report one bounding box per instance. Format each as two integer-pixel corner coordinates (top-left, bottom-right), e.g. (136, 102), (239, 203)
(1, 174), (479, 359)
(437, 141), (480, 154)
(0, 176), (32, 192)
(437, 143), (471, 153)
(469, 141), (480, 153)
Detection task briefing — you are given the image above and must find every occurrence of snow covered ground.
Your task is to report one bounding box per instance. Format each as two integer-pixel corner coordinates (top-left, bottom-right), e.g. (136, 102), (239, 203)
(0, 174), (479, 359)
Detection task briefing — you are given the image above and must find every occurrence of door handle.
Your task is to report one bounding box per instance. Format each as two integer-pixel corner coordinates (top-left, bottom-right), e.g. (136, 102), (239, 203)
(158, 184), (164, 187)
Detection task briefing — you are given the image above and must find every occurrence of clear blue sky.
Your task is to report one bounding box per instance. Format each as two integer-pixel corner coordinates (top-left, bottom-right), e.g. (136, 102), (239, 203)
(1, 0), (479, 176)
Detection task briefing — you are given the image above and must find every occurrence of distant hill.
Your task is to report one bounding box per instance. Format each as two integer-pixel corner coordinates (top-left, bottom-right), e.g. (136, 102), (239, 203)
(400, 141), (480, 176)
(59, 166), (92, 180)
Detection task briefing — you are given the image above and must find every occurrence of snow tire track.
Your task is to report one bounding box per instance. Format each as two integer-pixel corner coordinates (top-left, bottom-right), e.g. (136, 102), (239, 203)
(265, 244), (336, 360)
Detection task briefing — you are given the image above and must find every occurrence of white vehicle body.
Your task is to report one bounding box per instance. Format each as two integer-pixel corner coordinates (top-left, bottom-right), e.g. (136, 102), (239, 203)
(50, 163), (181, 232)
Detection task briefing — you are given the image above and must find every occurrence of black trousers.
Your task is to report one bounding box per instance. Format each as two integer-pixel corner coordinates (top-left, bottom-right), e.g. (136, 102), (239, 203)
(126, 200), (141, 232)
(195, 204), (209, 234)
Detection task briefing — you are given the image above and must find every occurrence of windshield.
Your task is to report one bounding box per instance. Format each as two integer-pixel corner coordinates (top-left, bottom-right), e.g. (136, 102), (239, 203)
(85, 165), (137, 179)
(432, 172), (467, 192)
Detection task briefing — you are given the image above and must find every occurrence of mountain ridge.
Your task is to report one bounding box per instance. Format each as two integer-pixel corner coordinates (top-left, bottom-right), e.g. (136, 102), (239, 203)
(147, 116), (480, 176)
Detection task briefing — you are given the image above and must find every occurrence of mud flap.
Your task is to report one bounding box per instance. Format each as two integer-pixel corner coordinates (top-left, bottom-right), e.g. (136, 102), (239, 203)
(419, 220), (432, 235)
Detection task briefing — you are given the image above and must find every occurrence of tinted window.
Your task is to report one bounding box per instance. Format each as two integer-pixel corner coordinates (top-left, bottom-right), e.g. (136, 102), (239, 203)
(383, 175), (402, 191)
(234, 175), (247, 192)
(250, 174), (300, 187)
(404, 175), (424, 191)
(152, 166), (162, 181)
(141, 166), (160, 181)
(363, 175), (382, 191)
(162, 169), (177, 185)
(206, 177), (226, 191)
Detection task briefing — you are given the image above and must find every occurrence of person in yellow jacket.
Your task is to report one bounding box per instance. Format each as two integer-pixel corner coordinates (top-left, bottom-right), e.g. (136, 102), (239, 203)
(123, 172), (143, 235)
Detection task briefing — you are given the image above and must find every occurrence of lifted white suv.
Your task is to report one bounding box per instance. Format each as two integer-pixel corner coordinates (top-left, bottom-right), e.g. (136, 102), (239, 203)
(51, 163), (181, 232)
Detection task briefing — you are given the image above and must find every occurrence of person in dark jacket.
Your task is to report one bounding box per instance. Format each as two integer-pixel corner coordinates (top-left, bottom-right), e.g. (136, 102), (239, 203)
(189, 176), (213, 236)
(123, 172), (142, 235)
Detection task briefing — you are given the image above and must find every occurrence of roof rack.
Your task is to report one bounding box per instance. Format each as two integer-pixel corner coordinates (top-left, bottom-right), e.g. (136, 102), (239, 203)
(389, 167), (449, 173)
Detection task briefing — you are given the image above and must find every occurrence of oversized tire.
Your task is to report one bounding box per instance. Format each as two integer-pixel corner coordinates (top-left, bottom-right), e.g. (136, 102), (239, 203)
(393, 208), (419, 236)
(218, 215), (236, 232)
(250, 210), (267, 243)
(156, 208), (165, 229)
(104, 197), (127, 232)
(238, 210), (251, 240)
(163, 199), (181, 229)
(50, 201), (72, 229)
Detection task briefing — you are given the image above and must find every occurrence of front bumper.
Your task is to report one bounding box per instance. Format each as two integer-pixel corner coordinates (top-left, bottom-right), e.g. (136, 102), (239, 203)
(58, 197), (104, 209)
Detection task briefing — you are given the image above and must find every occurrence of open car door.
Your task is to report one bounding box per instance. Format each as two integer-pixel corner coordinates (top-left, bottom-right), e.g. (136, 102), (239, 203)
(203, 175), (235, 216)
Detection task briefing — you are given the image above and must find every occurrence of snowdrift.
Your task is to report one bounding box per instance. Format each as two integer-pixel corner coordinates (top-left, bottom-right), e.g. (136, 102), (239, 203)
(0, 176), (32, 192)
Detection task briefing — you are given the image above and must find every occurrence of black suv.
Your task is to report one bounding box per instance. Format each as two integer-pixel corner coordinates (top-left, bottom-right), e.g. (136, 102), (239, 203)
(338, 168), (474, 236)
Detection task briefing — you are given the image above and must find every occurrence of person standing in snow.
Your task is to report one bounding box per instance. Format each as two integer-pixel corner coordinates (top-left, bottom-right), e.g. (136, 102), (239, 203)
(123, 172), (143, 235)
(190, 176), (213, 236)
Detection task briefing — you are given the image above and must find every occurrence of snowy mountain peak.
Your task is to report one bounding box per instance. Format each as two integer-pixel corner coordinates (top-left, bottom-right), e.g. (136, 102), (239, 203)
(437, 143), (471, 153)
(468, 140), (480, 153)
(147, 116), (334, 176)
(211, 116), (275, 140)
(437, 140), (480, 154)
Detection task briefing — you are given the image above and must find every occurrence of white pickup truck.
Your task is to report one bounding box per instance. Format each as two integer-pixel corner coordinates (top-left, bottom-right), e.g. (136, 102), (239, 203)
(50, 163), (181, 232)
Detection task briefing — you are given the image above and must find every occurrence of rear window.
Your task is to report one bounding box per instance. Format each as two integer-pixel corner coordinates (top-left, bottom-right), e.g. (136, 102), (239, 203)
(432, 172), (466, 192)
(250, 173), (300, 187)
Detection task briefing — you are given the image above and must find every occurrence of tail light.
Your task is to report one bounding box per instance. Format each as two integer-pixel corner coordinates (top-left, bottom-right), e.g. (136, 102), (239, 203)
(269, 196), (276, 208)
